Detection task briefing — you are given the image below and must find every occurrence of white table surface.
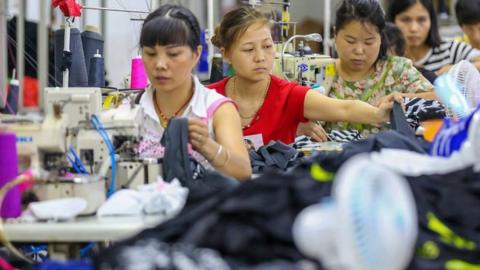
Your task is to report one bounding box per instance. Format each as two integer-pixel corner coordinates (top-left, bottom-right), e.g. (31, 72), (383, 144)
(3, 215), (167, 242)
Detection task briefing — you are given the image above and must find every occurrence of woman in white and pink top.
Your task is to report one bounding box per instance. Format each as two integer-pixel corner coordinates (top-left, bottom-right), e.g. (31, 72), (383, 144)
(137, 4), (251, 180)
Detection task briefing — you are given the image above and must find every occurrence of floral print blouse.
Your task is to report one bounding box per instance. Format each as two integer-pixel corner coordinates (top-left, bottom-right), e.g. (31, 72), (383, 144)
(326, 55), (433, 136)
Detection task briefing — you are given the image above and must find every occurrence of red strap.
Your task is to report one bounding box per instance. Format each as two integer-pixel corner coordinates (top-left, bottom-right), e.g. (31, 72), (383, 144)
(52, 0), (82, 17)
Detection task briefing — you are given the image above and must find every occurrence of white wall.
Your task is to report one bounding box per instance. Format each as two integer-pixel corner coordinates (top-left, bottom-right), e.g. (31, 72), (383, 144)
(290, 0), (340, 23)
(102, 1), (149, 88)
(7, 0), (49, 22)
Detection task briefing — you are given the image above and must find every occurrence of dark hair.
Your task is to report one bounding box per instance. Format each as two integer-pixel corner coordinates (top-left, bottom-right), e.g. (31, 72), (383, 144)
(335, 0), (388, 62)
(211, 6), (270, 51)
(387, 0), (441, 47)
(140, 4), (201, 50)
(384, 22), (406, 56)
(455, 0), (480, 26)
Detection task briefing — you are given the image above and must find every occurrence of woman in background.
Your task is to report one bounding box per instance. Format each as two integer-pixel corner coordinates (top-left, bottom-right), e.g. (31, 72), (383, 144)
(138, 5), (251, 180)
(384, 22), (438, 83)
(389, 0), (480, 75)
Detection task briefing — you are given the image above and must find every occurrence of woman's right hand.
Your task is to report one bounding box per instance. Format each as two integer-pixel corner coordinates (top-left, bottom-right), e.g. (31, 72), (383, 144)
(376, 92), (404, 122)
(188, 117), (215, 157)
(296, 121), (328, 142)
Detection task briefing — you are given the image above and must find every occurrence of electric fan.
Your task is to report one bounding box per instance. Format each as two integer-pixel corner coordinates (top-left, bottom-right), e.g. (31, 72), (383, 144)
(434, 60), (480, 120)
(292, 155), (418, 270)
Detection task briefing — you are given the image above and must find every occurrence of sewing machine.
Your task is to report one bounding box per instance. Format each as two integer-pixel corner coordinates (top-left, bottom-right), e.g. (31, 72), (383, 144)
(1, 87), (160, 214)
(74, 102), (161, 190)
(272, 53), (335, 93)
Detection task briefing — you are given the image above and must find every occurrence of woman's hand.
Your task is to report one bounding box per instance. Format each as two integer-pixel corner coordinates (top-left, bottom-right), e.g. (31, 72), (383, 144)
(188, 117), (230, 165)
(376, 92), (404, 122)
(296, 121), (328, 142)
(436, 64), (453, 75)
(188, 118), (213, 155)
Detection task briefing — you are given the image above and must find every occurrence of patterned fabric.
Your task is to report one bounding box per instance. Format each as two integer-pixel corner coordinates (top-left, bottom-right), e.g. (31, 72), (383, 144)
(328, 129), (363, 142)
(404, 97), (446, 130)
(294, 130), (363, 145)
(326, 56), (432, 136)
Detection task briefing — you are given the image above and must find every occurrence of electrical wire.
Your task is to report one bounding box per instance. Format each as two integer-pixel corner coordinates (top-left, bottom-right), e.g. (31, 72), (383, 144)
(79, 242), (96, 258)
(66, 152), (84, 174)
(68, 145), (88, 174)
(90, 114), (116, 197)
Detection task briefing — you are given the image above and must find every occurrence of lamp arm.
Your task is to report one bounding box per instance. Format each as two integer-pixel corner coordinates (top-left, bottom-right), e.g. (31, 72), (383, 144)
(281, 35), (302, 80)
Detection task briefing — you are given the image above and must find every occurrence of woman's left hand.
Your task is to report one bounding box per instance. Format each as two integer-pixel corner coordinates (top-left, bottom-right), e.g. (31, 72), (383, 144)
(376, 92), (404, 122)
(436, 64), (453, 75)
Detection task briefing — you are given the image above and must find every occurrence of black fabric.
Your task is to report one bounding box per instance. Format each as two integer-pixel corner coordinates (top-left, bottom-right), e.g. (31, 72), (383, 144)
(161, 118), (193, 182)
(94, 167), (331, 269)
(406, 168), (480, 269)
(249, 141), (303, 173)
(94, 240), (230, 270)
(161, 117), (239, 204)
(308, 130), (428, 172)
(390, 102), (417, 139)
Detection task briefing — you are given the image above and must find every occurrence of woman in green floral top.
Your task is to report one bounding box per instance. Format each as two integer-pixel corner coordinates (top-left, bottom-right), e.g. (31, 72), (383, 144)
(329, 56), (432, 104)
(299, 0), (436, 138)
(327, 55), (434, 135)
